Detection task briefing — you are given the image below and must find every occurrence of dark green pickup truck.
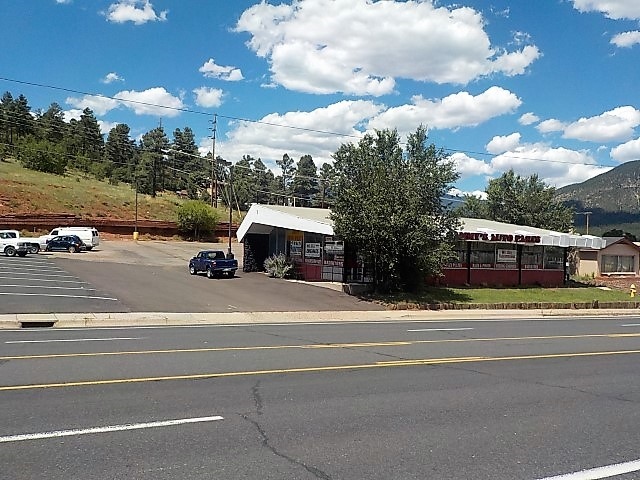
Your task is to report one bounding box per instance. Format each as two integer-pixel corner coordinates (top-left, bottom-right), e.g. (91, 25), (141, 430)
(188, 250), (238, 278)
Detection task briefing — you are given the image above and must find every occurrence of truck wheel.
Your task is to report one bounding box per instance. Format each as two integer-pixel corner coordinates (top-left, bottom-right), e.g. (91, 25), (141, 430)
(207, 268), (215, 279)
(227, 271), (235, 278)
(29, 245), (40, 254)
(4, 246), (16, 257)
(189, 265), (197, 275)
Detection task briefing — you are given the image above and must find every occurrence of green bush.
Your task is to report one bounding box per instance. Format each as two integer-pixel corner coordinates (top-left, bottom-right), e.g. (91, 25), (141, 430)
(264, 253), (293, 278)
(176, 200), (219, 240)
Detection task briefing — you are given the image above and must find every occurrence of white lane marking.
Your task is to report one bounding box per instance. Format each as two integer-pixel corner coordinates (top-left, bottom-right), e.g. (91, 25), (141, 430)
(1, 285), (96, 291)
(0, 293), (118, 300)
(5, 337), (144, 344)
(0, 416), (224, 443)
(621, 324), (640, 327)
(0, 272), (77, 278)
(0, 276), (88, 284)
(537, 458), (640, 479)
(407, 328), (474, 332)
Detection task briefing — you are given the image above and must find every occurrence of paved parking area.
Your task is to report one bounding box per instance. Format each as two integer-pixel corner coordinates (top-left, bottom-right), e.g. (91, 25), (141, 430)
(0, 254), (128, 314)
(0, 240), (383, 314)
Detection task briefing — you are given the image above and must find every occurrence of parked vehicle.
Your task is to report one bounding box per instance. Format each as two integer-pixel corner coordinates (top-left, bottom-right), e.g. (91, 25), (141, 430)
(39, 227), (99, 250)
(0, 237), (29, 257)
(0, 230), (41, 254)
(189, 250), (238, 278)
(44, 235), (86, 253)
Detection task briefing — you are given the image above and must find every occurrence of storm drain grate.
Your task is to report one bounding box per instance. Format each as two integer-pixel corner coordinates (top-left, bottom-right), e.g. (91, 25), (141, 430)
(20, 321), (56, 328)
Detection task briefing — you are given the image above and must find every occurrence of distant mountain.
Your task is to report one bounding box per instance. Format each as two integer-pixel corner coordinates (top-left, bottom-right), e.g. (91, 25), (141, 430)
(555, 160), (640, 231)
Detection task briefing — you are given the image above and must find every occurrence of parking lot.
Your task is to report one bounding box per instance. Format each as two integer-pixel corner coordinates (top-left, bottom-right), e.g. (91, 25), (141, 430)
(0, 240), (384, 314)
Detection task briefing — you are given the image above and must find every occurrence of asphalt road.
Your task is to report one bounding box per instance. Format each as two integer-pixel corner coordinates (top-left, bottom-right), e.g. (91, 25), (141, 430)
(2, 317), (640, 479)
(0, 240), (384, 314)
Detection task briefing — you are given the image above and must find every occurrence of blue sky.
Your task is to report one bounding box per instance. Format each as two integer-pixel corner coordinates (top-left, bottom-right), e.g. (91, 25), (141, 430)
(2, 0), (640, 197)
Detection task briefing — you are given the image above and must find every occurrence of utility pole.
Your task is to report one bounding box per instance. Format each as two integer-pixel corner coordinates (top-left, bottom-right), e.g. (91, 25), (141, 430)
(577, 211), (592, 234)
(210, 114), (217, 208)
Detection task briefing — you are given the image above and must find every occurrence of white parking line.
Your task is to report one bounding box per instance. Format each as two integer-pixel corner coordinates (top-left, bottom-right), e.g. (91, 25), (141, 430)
(407, 328), (474, 332)
(0, 415), (224, 443)
(6, 337), (144, 344)
(0, 276), (88, 284)
(537, 458), (640, 479)
(0, 285), (96, 291)
(0, 272), (78, 278)
(0, 292), (118, 300)
(621, 324), (640, 327)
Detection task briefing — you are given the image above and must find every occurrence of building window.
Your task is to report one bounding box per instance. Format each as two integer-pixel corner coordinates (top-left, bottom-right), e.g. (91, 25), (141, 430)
(470, 243), (495, 268)
(522, 245), (543, 270)
(601, 255), (635, 273)
(445, 241), (467, 268)
(543, 246), (564, 270)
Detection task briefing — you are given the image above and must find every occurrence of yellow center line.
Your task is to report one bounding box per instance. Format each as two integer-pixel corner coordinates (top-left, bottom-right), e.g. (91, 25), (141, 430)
(2, 333), (640, 361)
(2, 349), (640, 391)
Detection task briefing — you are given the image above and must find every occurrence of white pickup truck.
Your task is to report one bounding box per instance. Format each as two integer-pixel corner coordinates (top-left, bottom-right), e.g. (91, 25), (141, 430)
(0, 230), (41, 254)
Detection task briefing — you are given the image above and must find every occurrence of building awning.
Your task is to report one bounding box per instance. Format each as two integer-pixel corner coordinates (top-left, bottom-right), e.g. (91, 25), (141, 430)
(237, 204), (606, 249)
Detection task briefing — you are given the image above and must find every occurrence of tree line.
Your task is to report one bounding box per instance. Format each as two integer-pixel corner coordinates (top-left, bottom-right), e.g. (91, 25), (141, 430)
(0, 91), (334, 210)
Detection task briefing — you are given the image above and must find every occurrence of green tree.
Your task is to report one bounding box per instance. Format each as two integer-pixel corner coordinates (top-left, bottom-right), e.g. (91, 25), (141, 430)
(318, 162), (335, 208)
(291, 154), (318, 207)
(139, 127), (170, 197)
(331, 126), (460, 292)
(253, 158), (274, 204)
(229, 156), (255, 210)
(18, 137), (67, 174)
(104, 123), (137, 184)
(276, 153), (295, 205)
(170, 127), (202, 194)
(483, 170), (574, 231)
(36, 102), (66, 144)
(456, 194), (488, 218)
(176, 200), (220, 240)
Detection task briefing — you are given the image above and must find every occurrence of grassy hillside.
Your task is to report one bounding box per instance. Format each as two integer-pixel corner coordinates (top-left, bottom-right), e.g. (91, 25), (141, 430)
(0, 158), (233, 222)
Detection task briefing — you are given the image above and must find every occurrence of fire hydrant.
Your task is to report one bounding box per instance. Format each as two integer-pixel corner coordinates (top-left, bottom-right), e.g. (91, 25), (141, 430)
(631, 284), (636, 298)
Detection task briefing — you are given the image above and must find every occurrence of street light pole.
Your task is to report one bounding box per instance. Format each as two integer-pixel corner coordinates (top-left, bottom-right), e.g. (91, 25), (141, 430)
(210, 114), (217, 208)
(227, 164), (233, 259)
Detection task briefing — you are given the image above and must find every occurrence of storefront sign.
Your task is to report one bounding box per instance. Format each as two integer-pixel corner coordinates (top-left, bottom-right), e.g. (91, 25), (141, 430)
(497, 249), (517, 262)
(290, 240), (302, 257)
(305, 242), (321, 258)
(458, 232), (541, 243)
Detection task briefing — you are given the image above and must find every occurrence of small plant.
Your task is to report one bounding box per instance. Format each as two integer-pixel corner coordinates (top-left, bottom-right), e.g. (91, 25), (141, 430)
(264, 253), (293, 278)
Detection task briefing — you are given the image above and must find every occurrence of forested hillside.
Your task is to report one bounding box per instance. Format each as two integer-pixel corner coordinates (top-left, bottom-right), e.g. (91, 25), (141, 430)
(0, 91), (335, 213)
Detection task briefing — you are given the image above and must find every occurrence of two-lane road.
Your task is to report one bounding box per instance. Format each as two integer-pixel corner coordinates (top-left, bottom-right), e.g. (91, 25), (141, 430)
(2, 316), (640, 479)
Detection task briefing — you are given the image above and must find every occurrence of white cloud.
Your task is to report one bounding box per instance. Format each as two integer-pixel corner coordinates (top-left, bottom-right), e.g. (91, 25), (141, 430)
(105, 0), (167, 25)
(449, 152), (494, 179)
(486, 133), (521, 154)
(519, 112), (539, 125)
(490, 143), (612, 187)
(611, 30), (640, 47)
(611, 137), (640, 162)
(193, 87), (224, 108)
(101, 72), (124, 84)
(114, 87), (183, 117)
(216, 100), (382, 168)
(572, 0), (640, 20)
(55, 0), (72, 4)
(368, 87), (522, 136)
(562, 106), (640, 142)
(199, 59), (243, 82)
(236, 0), (540, 95)
(65, 95), (120, 116)
(537, 119), (566, 134)
(98, 120), (119, 135)
(62, 109), (83, 122)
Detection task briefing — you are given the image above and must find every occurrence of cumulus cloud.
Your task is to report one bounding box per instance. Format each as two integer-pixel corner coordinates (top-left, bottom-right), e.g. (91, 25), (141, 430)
(368, 87), (522, 136)
(537, 119), (566, 134)
(519, 112), (539, 125)
(101, 72), (124, 84)
(490, 143), (612, 187)
(611, 137), (640, 162)
(216, 100), (382, 167)
(562, 106), (640, 142)
(98, 120), (119, 135)
(114, 87), (183, 116)
(571, 0), (640, 20)
(486, 133), (521, 154)
(235, 0), (540, 95)
(65, 95), (120, 116)
(199, 59), (243, 82)
(449, 152), (494, 179)
(105, 0), (167, 25)
(611, 30), (640, 47)
(193, 87), (224, 108)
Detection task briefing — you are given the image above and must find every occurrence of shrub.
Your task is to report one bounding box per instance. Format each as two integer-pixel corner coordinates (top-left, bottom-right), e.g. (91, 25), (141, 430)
(176, 200), (219, 240)
(264, 253), (293, 278)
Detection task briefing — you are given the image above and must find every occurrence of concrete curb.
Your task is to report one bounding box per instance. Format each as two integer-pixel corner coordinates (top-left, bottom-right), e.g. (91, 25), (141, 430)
(1, 308), (639, 329)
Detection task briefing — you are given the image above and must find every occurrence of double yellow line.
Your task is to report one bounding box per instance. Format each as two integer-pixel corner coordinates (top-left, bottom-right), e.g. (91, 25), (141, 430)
(2, 333), (640, 391)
